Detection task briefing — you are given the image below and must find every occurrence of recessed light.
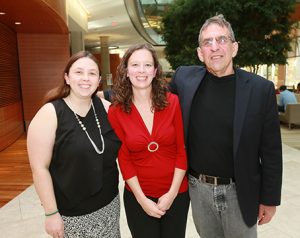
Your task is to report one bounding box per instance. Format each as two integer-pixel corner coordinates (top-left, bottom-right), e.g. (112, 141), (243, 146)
(93, 46), (119, 50)
(15, 22), (21, 25)
(0, 12), (6, 15)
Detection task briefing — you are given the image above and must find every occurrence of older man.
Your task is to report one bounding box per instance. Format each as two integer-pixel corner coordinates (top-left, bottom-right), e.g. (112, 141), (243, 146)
(170, 15), (282, 238)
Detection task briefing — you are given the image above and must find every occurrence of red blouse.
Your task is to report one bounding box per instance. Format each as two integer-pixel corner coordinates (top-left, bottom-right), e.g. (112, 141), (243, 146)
(108, 93), (188, 198)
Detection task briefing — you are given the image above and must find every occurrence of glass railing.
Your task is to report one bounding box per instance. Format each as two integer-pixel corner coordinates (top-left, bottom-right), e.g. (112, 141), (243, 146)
(139, 0), (174, 44)
(124, 0), (173, 45)
(139, 0), (171, 34)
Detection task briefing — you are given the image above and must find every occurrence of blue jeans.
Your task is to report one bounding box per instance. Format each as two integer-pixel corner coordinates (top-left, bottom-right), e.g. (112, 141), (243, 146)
(188, 175), (257, 238)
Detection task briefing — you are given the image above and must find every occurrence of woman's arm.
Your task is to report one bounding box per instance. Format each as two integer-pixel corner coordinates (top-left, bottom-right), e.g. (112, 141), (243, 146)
(108, 106), (138, 179)
(157, 95), (187, 211)
(27, 103), (64, 237)
(157, 168), (186, 212)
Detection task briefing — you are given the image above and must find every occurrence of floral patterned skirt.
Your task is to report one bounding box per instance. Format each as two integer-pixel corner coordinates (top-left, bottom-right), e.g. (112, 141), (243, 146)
(62, 195), (120, 238)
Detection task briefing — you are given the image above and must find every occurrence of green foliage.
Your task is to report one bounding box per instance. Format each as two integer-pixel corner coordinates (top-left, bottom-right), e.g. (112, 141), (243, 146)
(162, 0), (297, 70)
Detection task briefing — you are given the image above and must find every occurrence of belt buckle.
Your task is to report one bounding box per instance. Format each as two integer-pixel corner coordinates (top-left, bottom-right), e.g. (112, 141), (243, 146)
(201, 174), (218, 185)
(213, 177), (217, 185)
(207, 175), (218, 185)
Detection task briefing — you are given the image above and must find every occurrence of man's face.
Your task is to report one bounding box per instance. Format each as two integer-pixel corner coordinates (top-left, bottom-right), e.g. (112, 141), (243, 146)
(197, 23), (238, 77)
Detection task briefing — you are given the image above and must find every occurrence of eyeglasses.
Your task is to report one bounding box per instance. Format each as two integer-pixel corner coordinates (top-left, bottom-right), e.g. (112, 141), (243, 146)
(200, 35), (234, 47)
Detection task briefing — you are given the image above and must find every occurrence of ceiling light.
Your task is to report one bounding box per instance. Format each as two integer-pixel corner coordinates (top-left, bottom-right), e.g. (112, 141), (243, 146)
(0, 12), (6, 15)
(15, 22), (21, 25)
(93, 46), (119, 50)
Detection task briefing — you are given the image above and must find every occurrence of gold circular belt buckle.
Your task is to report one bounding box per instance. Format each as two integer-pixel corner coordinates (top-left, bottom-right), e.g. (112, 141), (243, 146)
(147, 141), (159, 152)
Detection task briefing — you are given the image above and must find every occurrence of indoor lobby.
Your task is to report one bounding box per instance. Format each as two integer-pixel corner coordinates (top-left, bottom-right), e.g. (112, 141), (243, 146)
(1, 0), (300, 237)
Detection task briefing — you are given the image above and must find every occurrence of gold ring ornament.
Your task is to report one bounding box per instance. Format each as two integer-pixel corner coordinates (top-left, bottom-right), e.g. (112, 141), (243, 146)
(147, 141), (159, 152)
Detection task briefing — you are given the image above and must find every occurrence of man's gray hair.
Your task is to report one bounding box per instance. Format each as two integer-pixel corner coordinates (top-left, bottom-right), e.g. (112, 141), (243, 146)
(198, 14), (236, 46)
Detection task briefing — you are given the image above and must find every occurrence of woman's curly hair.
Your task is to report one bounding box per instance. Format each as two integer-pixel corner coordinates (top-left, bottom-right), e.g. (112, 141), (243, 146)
(111, 43), (169, 113)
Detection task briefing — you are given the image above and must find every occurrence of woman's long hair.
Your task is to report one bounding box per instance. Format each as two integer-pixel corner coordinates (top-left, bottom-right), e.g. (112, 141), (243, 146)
(111, 43), (168, 113)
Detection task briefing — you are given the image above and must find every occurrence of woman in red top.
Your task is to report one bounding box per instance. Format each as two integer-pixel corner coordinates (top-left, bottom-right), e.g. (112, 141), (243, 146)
(108, 43), (189, 238)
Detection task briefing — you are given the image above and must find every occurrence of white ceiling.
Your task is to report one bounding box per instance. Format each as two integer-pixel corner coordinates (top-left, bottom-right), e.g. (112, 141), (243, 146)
(78, 0), (171, 70)
(80, 0), (148, 53)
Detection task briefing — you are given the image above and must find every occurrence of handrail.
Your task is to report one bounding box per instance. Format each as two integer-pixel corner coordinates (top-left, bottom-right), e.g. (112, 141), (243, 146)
(124, 0), (165, 46)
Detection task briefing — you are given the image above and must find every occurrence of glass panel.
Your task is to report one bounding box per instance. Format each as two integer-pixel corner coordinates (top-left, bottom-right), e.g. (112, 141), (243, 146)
(286, 57), (300, 88)
(296, 37), (300, 57)
(139, 0), (173, 38)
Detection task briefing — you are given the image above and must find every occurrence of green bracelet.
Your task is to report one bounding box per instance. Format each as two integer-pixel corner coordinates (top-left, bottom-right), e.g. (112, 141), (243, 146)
(45, 209), (59, 217)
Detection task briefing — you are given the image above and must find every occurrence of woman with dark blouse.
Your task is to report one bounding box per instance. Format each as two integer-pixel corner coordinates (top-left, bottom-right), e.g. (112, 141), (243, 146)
(27, 51), (121, 238)
(108, 43), (189, 238)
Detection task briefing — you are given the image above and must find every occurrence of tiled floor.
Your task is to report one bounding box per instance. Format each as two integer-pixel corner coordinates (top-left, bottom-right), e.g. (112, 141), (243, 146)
(0, 143), (300, 238)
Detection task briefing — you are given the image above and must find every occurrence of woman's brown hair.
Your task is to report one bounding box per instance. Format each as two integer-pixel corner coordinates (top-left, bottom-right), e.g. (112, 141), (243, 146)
(112, 43), (168, 113)
(44, 51), (100, 104)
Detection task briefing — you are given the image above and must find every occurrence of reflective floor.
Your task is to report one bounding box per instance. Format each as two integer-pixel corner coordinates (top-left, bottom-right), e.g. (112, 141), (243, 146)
(0, 143), (300, 237)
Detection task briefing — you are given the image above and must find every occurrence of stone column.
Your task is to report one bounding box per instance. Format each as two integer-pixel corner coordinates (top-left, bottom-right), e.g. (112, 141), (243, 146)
(100, 36), (111, 90)
(277, 65), (286, 88)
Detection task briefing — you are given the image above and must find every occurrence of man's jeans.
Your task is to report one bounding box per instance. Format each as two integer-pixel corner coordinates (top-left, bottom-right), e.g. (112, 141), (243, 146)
(189, 175), (257, 238)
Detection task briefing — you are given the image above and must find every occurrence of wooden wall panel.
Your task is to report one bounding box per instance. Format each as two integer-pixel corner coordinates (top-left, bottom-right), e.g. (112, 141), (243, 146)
(0, 23), (21, 106)
(18, 33), (70, 128)
(0, 0), (68, 34)
(0, 103), (24, 150)
(41, 0), (67, 23)
(0, 23), (24, 151)
(0, 0), (70, 151)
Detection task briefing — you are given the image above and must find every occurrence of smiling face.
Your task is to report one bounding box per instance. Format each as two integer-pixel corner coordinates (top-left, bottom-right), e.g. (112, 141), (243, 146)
(127, 49), (157, 91)
(64, 57), (100, 99)
(197, 23), (238, 77)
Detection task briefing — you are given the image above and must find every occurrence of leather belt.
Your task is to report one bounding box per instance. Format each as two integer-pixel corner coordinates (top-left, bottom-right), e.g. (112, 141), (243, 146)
(189, 169), (234, 185)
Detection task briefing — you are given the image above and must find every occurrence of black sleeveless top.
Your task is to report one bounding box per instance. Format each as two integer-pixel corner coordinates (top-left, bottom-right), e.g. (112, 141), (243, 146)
(50, 96), (121, 216)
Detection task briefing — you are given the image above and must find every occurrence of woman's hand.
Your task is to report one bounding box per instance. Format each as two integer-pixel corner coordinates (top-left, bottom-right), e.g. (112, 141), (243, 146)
(45, 213), (64, 238)
(138, 197), (166, 218)
(157, 191), (177, 212)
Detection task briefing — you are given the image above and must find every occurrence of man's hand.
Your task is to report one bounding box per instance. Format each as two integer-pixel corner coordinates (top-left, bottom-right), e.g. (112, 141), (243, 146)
(258, 204), (276, 225)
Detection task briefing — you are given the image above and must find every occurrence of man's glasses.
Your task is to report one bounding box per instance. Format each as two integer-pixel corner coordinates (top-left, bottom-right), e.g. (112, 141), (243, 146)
(200, 35), (234, 47)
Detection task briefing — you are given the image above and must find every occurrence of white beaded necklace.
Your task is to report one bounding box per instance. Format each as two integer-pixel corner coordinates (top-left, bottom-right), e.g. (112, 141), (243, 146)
(73, 101), (105, 154)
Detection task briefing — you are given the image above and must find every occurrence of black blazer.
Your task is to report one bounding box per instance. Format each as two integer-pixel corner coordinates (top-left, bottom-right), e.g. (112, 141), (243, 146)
(170, 66), (282, 227)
